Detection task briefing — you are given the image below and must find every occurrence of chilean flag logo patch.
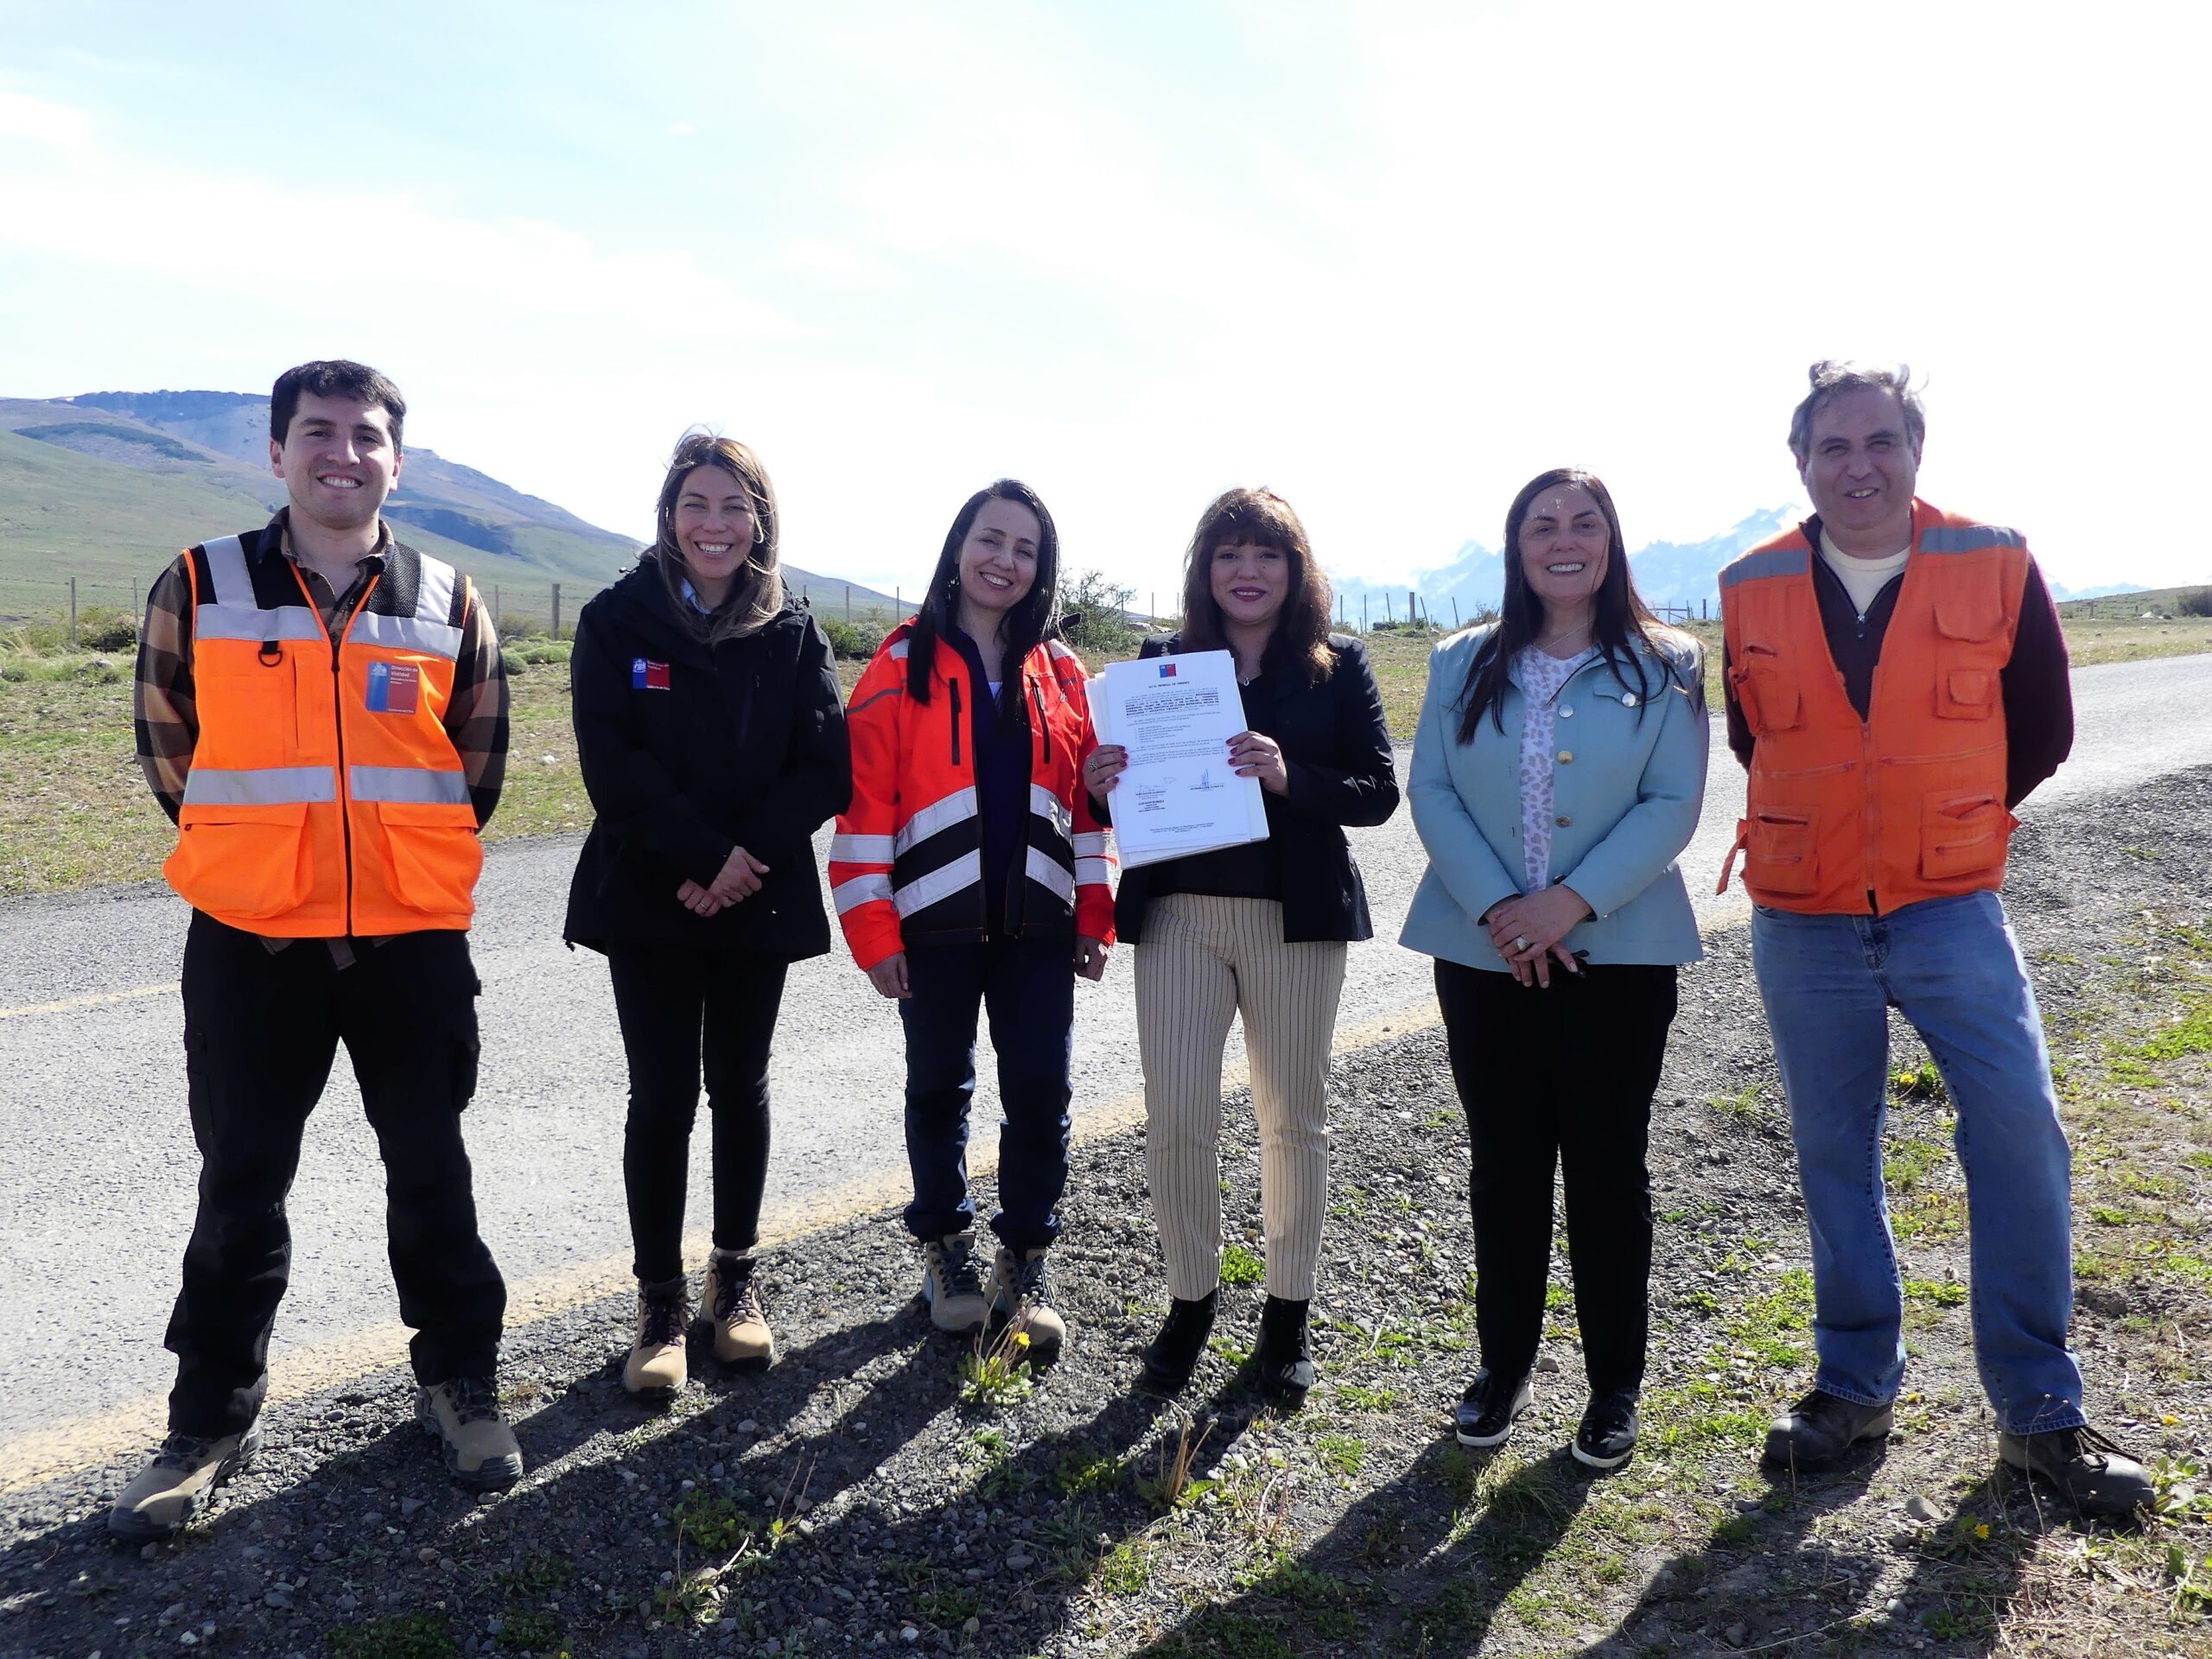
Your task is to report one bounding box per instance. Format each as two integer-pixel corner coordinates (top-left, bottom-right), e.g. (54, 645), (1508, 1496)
(1156, 661), (1178, 678)
(632, 658), (671, 690)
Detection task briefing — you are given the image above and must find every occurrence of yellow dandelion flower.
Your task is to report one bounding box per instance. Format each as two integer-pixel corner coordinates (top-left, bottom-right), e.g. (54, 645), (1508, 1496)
(1015, 1331), (1033, 1348)
(1974, 1523), (1990, 1540)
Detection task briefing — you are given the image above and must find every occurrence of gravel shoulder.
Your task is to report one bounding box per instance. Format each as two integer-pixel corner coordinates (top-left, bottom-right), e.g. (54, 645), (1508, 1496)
(3, 771), (2210, 1659)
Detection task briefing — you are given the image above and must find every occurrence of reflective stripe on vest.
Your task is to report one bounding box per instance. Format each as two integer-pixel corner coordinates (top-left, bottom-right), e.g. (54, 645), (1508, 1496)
(183, 765), (340, 804)
(195, 535), (324, 645)
(348, 765), (471, 804)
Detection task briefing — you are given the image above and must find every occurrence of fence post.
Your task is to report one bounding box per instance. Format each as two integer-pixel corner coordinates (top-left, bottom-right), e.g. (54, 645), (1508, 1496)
(844, 583), (852, 623)
(1361, 593), (1369, 632)
(70, 577), (78, 648)
(895, 586), (901, 617)
(551, 582), (562, 639)
(494, 584), (502, 635)
(1408, 590), (1417, 630)
(1452, 599), (1460, 629)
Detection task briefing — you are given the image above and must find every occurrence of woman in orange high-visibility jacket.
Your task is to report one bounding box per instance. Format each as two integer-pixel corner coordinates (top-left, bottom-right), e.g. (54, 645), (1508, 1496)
(830, 479), (1114, 1361)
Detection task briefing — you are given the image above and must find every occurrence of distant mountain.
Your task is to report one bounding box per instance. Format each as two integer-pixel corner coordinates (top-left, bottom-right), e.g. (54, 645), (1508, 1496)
(2046, 581), (2148, 602)
(1326, 504), (1809, 625)
(0, 391), (903, 616)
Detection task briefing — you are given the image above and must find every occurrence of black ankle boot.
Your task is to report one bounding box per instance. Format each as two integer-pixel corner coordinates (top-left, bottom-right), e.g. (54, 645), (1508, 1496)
(1139, 1291), (1217, 1395)
(1255, 1295), (1315, 1407)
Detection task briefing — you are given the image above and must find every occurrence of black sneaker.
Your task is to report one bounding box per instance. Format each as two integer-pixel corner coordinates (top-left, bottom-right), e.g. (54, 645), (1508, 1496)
(1572, 1389), (1639, 1470)
(1255, 1296), (1315, 1408)
(1998, 1423), (2153, 1518)
(1762, 1389), (1893, 1473)
(1455, 1370), (1533, 1448)
(1138, 1292), (1217, 1396)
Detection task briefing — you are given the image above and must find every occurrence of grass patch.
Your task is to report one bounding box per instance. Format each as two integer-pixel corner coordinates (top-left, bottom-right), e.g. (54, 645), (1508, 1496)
(325, 1614), (457, 1659)
(1220, 1243), (1265, 1287)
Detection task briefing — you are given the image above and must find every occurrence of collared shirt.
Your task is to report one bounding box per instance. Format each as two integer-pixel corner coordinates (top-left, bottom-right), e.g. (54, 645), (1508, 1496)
(1511, 644), (1599, 893)
(134, 508), (509, 963)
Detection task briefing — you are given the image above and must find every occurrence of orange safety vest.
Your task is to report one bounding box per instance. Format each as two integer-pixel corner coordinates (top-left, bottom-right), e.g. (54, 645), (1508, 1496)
(163, 528), (484, 936)
(1718, 499), (2028, 915)
(829, 623), (1115, 969)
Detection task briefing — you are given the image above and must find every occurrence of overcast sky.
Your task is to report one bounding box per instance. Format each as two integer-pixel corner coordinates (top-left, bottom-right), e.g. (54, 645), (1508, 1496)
(3, 0), (2205, 597)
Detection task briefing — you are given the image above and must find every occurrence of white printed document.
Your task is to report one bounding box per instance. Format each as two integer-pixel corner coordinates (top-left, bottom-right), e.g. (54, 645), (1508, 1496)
(1092, 650), (1269, 870)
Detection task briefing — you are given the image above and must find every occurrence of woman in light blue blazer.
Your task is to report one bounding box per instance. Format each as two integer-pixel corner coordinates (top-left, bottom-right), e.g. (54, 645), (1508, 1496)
(1402, 467), (1707, 1471)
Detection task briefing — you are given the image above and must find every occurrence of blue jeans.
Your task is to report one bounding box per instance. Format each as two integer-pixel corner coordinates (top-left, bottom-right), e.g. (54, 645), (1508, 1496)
(899, 933), (1076, 1250)
(1751, 890), (2083, 1434)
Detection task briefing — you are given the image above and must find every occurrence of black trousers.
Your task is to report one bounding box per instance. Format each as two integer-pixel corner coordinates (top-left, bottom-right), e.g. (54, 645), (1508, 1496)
(168, 915), (504, 1438)
(1434, 957), (1679, 1396)
(607, 946), (787, 1284)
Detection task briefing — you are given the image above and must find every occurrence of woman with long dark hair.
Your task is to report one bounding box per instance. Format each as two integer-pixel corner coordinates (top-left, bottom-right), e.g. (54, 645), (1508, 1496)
(565, 433), (851, 1399)
(1402, 467), (1707, 1467)
(1087, 488), (1398, 1405)
(829, 480), (1114, 1361)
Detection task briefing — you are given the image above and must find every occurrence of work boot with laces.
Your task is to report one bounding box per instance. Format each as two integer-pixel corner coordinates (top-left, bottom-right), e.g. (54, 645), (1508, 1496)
(623, 1274), (690, 1399)
(700, 1249), (775, 1371)
(1762, 1389), (1893, 1473)
(1138, 1291), (1219, 1396)
(988, 1244), (1067, 1364)
(920, 1230), (989, 1335)
(417, 1376), (524, 1492)
(107, 1424), (262, 1541)
(1999, 1422), (2154, 1518)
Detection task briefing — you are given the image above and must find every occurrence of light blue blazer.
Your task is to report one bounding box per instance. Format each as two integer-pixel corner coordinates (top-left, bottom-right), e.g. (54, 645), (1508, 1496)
(1400, 626), (1708, 970)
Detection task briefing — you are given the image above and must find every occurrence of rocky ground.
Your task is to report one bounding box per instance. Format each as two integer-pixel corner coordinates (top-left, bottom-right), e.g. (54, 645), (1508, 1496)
(3, 771), (2209, 1659)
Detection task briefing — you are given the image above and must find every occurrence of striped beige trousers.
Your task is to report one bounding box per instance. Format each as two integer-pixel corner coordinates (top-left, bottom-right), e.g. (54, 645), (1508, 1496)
(1134, 893), (1349, 1301)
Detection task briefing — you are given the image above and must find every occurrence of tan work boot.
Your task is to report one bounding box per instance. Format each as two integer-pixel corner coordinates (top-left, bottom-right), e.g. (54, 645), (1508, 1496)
(107, 1424), (262, 1541)
(623, 1276), (690, 1399)
(416, 1376), (524, 1492)
(700, 1249), (775, 1371)
(920, 1230), (990, 1334)
(988, 1244), (1067, 1363)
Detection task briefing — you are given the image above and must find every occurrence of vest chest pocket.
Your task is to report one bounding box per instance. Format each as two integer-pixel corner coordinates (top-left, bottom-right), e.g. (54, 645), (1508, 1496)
(378, 801), (483, 914)
(1920, 791), (2015, 880)
(1745, 806), (1818, 895)
(167, 803), (313, 919)
(1731, 645), (1802, 734)
(1932, 591), (2008, 719)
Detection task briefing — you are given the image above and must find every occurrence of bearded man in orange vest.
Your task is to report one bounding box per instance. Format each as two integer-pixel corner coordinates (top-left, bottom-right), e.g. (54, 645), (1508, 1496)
(110, 360), (522, 1542)
(1719, 360), (2149, 1518)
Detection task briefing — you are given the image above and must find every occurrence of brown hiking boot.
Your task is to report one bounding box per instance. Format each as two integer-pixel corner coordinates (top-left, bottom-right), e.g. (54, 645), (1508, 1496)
(623, 1275), (690, 1399)
(1762, 1389), (1893, 1473)
(416, 1376), (524, 1492)
(988, 1244), (1066, 1363)
(920, 1231), (989, 1334)
(107, 1425), (261, 1541)
(700, 1249), (775, 1371)
(1999, 1423), (2154, 1518)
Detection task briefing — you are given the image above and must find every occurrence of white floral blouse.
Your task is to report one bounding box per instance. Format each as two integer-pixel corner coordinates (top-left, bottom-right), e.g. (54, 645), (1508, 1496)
(1513, 644), (1599, 893)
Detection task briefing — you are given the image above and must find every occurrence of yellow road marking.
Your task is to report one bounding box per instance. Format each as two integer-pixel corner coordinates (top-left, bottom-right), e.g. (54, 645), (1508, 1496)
(0, 984), (174, 1020)
(0, 995), (1445, 1495)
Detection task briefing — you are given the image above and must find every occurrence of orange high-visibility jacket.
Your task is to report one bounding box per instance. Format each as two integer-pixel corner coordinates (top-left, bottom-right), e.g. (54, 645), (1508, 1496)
(164, 529), (484, 936)
(830, 622), (1115, 969)
(1718, 498), (2029, 915)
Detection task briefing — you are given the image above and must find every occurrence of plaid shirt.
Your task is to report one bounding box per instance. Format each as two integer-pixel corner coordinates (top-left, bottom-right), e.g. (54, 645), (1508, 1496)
(135, 509), (508, 959)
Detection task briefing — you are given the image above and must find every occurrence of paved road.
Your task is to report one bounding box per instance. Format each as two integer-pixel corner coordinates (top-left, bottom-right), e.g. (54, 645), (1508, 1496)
(0, 653), (2204, 1451)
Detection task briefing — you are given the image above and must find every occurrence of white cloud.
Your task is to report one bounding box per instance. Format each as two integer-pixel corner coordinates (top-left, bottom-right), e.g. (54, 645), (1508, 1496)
(0, 90), (90, 146)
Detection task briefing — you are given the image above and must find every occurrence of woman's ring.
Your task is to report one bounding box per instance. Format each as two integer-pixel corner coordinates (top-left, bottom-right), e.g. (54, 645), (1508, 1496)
(1514, 936), (1530, 952)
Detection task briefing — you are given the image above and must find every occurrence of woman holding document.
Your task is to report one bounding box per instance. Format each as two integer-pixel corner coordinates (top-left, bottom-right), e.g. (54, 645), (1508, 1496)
(1087, 487), (1397, 1404)
(830, 480), (1113, 1363)
(1402, 467), (1706, 1471)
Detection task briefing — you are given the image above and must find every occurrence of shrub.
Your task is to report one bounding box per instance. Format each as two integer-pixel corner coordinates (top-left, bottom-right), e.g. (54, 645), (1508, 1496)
(2177, 588), (2212, 619)
(499, 649), (527, 677)
(1058, 568), (1144, 655)
(75, 607), (139, 651)
(819, 615), (886, 661)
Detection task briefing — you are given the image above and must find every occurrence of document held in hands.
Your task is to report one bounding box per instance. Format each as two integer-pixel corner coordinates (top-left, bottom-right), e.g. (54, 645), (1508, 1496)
(1092, 650), (1269, 869)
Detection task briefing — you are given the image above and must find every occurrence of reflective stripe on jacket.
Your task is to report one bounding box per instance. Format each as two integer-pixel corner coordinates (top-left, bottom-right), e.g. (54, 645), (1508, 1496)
(163, 529), (481, 935)
(829, 620), (1115, 969)
(1717, 498), (2027, 915)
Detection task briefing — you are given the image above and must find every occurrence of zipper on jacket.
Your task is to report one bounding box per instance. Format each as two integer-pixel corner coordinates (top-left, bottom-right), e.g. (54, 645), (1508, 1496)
(1030, 677), (1052, 764)
(296, 563), (370, 937)
(949, 676), (963, 767)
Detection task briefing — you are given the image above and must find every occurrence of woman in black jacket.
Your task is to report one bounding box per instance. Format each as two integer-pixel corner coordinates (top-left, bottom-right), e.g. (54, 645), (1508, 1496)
(1087, 487), (1398, 1403)
(565, 433), (850, 1399)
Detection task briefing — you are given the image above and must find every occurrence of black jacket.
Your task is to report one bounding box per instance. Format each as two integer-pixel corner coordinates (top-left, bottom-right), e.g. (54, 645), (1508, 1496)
(1111, 632), (1399, 944)
(563, 562), (851, 957)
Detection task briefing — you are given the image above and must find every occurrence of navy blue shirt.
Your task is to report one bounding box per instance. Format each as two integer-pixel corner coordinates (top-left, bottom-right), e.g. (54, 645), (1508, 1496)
(946, 628), (1034, 937)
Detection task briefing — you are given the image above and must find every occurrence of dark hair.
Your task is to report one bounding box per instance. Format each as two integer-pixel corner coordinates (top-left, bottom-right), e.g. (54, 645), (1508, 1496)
(906, 480), (1061, 732)
(270, 359), (407, 450)
(1455, 468), (1693, 743)
(1175, 487), (1334, 683)
(1788, 359), (1925, 463)
(647, 432), (784, 644)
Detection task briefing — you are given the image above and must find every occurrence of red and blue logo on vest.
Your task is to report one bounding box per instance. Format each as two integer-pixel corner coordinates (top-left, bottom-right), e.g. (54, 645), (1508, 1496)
(365, 661), (420, 715)
(1156, 661), (1178, 678)
(632, 658), (671, 690)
